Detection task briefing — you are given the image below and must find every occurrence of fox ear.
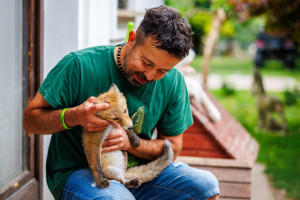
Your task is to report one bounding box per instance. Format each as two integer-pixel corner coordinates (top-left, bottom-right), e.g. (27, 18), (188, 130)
(108, 83), (120, 93)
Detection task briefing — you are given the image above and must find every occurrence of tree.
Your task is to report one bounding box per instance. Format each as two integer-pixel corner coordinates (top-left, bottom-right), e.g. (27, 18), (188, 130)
(228, 0), (300, 43)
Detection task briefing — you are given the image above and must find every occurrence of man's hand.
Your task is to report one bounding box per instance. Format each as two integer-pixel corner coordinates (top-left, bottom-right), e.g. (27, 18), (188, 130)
(72, 97), (111, 132)
(101, 123), (131, 153)
(23, 92), (112, 134)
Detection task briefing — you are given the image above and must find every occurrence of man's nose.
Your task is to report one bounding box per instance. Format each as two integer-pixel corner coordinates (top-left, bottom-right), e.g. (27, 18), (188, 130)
(144, 68), (156, 81)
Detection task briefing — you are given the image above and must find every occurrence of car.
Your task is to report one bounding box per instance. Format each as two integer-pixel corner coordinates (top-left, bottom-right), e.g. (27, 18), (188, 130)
(254, 32), (295, 68)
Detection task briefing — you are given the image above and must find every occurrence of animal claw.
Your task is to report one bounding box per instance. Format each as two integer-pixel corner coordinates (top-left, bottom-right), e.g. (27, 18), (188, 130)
(97, 180), (110, 189)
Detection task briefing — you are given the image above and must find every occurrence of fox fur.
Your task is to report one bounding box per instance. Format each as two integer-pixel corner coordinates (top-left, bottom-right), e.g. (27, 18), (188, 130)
(82, 83), (174, 189)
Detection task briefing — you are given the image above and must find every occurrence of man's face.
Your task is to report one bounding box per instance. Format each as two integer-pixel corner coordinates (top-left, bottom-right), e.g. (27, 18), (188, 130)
(124, 37), (181, 87)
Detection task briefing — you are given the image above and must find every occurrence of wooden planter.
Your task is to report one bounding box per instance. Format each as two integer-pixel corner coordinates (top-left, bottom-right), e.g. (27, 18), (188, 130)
(179, 91), (259, 200)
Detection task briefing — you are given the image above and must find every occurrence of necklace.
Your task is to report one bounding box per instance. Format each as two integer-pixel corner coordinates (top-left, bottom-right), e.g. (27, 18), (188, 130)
(117, 42), (127, 76)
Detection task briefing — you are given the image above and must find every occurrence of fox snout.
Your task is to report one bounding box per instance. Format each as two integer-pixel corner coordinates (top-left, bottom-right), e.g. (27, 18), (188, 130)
(123, 123), (133, 131)
(121, 119), (133, 131)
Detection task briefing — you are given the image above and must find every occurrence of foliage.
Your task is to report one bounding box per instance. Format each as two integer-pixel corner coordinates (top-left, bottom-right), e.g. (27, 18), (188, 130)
(221, 82), (235, 96)
(210, 0), (232, 14)
(194, 0), (210, 9)
(220, 20), (235, 38)
(166, 0), (257, 54)
(189, 12), (212, 36)
(228, 0), (300, 43)
(231, 17), (263, 49)
(189, 12), (212, 53)
(283, 88), (300, 106)
(210, 89), (300, 199)
(167, 0), (300, 57)
(165, 0), (198, 17)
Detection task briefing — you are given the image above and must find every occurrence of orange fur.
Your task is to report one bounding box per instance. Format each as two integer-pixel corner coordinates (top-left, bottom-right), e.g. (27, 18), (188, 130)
(82, 84), (173, 189)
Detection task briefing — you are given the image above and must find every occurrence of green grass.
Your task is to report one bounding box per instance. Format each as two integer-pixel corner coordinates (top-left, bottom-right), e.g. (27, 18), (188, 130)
(210, 90), (300, 199)
(191, 54), (300, 198)
(191, 56), (300, 80)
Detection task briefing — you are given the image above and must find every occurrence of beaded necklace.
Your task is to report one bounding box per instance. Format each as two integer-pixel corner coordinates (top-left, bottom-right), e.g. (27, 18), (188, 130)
(116, 42), (127, 76)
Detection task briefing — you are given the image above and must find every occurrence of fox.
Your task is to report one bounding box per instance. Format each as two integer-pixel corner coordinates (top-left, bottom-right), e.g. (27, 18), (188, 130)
(82, 83), (174, 189)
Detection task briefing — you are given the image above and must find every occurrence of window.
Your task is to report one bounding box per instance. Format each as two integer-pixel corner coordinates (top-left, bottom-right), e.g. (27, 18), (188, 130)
(0, 0), (24, 188)
(0, 0), (43, 199)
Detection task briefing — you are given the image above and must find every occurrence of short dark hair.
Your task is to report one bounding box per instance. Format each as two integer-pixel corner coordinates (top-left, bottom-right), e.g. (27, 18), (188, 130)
(135, 5), (193, 60)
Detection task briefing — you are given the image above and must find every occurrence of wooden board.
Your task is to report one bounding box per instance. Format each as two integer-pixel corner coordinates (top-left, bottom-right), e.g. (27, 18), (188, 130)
(186, 94), (259, 163)
(177, 156), (252, 200)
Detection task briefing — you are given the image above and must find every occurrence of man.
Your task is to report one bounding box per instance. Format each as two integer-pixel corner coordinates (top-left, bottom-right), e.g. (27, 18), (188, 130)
(23, 5), (220, 200)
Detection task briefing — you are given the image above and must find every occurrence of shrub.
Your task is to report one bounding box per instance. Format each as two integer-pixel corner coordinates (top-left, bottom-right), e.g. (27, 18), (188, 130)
(283, 88), (299, 106)
(221, 81), (235, 96)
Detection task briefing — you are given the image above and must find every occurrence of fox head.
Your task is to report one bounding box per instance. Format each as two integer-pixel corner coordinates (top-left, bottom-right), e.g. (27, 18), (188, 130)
(95, 84), (133, 130)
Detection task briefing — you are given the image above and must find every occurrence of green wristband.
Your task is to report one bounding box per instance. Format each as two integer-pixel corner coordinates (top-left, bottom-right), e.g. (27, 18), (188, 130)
(60, 108), (71, 129)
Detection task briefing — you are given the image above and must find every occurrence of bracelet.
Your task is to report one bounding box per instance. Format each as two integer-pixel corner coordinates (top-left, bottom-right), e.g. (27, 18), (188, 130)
(60, 108), (72, 129)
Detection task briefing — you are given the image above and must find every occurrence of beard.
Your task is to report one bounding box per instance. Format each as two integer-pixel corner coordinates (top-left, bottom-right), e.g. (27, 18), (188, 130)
(123, 51), (154, 87)
(127, 71), (154, 87)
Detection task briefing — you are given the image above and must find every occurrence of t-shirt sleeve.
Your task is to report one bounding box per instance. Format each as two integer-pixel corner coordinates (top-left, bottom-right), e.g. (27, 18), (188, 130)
(39, 53), (80, 109)
(156, 74), (193, 136)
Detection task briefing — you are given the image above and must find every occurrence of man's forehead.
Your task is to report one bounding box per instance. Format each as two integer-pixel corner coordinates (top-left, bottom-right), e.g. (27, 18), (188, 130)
(139, 47), (180, 68)
(141, 55), (155, 65)
(142, 54), (179, 70)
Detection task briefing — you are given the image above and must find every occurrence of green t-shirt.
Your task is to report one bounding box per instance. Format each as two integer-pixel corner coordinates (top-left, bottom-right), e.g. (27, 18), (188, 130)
(39, 45), (193, 200)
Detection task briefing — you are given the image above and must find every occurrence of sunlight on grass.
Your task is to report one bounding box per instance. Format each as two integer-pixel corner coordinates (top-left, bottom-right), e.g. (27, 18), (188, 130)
(192, 55), (300, 198)
(210, 90), (300, 199)
(191, 56), (300, 80)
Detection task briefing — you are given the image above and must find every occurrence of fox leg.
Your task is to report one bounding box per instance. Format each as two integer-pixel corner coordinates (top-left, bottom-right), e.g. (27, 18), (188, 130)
(103, 166), (125, 182)
(126, 129), (140, 148)
(82, 131), (109, 189)
(90, 145), (109, 189)
(102, 166), (141, 187)
(121, 151), (142, 187)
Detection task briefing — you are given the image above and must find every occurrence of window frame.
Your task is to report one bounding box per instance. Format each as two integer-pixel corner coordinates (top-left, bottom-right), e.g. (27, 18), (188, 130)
(0, 0), (43, 199)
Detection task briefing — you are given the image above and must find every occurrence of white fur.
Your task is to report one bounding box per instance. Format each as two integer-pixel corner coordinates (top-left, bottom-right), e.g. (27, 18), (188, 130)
(102, 151), (126, 181)
(103, 124), (114, 141)
(175, 49), (221, 122)
(184, 76), (221, 122)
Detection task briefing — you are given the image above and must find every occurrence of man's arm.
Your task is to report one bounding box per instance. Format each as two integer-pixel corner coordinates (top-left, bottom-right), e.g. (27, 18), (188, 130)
(23, 92), (111, 134)
(128, 133), (183, 160)
(102, 128), (183, 161)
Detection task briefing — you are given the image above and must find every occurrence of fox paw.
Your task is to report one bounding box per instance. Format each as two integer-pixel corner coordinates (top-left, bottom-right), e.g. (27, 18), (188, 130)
(97, 179), (110, 189)
(125, 178), (141, 188)
(131, 140), (140, 148)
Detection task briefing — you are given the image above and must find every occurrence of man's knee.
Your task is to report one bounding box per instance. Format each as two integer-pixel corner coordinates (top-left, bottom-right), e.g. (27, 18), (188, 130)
(62, 169), (135, 200)
(174, 163), (220, 198)
(172, 163), (219, 189)
(194, 169), (219, 189)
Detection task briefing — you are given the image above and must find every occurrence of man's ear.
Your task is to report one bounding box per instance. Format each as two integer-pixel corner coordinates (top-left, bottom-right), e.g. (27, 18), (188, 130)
(128, 30), (136, 48)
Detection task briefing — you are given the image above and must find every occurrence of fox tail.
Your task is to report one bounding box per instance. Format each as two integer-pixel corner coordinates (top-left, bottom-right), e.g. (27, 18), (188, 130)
(125, 139), (174, 183)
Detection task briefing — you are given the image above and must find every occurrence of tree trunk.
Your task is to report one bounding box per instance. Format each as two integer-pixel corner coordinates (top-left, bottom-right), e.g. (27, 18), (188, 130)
(202, 8), (226, 87)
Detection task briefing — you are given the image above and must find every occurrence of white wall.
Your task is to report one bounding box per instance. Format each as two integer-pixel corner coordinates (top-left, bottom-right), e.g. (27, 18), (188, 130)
(43, 1), (81, 198)
(128, 0), (164, 26)
(42, 0), (163, 199)
(43, 0), (115, 76)
(43, 0), (79, 77)
(78, 0), (113, 49)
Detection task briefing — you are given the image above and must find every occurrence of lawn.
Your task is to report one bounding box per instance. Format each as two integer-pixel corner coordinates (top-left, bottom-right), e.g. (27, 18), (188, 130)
(210, 84), (300, 199)
(189, 54), (300, 198)
(191, 55), (300, 80)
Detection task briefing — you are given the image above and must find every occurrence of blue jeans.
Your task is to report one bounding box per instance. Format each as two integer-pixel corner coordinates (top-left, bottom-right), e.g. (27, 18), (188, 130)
(61, 162), (220, 200)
